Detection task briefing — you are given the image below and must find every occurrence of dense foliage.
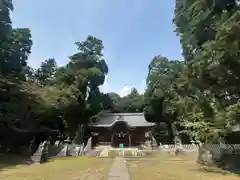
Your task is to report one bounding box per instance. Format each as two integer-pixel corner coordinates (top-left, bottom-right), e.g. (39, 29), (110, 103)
(170, 0), (240, 141)
(0, 2), (112, 151)
(1, 0), (239, 153)
(144, 0), (240, 142)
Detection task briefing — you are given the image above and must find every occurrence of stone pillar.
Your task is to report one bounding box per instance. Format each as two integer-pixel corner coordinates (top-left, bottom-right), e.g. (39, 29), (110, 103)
(152, 135), (158, 150)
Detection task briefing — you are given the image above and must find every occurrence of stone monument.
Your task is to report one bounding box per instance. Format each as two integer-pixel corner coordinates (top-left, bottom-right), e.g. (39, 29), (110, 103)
(83, 137), (92, 154)
(57, 145), (68, 157)
(31, 141), (49, 164)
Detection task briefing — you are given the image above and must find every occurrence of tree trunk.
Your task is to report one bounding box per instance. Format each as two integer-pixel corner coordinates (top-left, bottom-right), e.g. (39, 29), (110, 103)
(167, 119), (182, 144)
(73, 124), (85, 144)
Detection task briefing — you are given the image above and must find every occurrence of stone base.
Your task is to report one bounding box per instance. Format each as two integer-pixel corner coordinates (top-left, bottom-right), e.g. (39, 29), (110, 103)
(30, 152), (48, 164)
(197, 148), (214, 166)
(30, 155), (41, 164)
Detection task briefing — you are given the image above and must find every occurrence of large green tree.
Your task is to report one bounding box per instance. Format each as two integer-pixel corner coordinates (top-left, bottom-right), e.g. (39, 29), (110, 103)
(173, 0), (240, 141)
(49, 36), (109, 140)
(144, 56), (184, 123)
(0, 2), (110, 148)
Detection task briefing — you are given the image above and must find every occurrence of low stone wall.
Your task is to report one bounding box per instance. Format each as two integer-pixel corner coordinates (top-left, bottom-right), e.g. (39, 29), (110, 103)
(159, 144), (199, 151)
(159, 143), (240, 152)
(158, 143), (240, 166)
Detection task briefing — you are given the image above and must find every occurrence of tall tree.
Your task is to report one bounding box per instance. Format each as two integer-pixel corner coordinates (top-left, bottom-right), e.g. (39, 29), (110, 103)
(0, 0), (13, 74)
(56, 36), (109, 140)
(144, 56), (184, 123)
(173, 0), (240, 141)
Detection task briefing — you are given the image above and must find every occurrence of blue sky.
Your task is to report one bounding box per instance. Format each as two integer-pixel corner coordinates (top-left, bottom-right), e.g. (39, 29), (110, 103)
(11, 0), (182, 97)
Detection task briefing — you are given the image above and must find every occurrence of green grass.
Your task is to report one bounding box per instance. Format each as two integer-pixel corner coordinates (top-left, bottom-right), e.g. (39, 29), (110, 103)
(127, 152), (240, 180)
(0, 156), (113, 180)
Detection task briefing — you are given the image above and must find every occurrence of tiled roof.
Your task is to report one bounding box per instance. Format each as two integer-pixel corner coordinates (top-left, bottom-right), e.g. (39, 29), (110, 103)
(88, 113), (155, 127)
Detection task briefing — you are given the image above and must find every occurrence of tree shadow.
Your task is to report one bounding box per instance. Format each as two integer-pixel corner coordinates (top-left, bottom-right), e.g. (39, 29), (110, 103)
(217, 155), (240, 176)
(198, 166), (233, 176)
(0, 154), (31, 171)
(197, 154), (240, 176)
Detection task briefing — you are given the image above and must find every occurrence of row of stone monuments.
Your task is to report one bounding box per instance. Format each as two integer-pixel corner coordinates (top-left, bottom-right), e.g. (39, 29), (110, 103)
(30, 137), (93, 164)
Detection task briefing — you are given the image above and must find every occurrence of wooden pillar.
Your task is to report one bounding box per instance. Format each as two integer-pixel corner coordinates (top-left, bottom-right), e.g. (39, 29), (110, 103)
(111, 133), (114, 147)
(129, 133), (131, 147)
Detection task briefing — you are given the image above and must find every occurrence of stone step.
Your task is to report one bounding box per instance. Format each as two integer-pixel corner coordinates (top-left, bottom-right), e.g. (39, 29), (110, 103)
(85, 149), (101, 156)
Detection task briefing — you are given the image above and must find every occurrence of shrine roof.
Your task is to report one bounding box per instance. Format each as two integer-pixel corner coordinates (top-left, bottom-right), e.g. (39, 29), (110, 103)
(88, 113), (155, 128)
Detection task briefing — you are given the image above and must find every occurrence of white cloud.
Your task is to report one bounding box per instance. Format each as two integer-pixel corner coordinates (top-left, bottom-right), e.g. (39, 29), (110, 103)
(138, 79), (146, 94)
(118, 79), (146, 97)
(119, 86), (132, 97)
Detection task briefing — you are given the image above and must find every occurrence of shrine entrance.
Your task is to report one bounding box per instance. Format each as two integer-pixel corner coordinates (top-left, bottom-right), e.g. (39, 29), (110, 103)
(112, 132), (130, 147)
(109, 120), (134, 148)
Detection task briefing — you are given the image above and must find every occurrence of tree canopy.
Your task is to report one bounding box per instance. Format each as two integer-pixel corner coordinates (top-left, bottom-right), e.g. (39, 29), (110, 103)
(1, 0), (240, 153)
(170, 0), (240, 141)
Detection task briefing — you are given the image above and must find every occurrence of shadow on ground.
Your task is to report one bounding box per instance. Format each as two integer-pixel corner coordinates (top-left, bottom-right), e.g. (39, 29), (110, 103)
(218, 155), (240, 176)
(198, 166), (234, 176)
(0, 154), (30, 171)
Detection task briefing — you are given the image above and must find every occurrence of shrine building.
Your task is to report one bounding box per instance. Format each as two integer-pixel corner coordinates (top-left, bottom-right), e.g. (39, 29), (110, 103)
(88, 113), (172, 148)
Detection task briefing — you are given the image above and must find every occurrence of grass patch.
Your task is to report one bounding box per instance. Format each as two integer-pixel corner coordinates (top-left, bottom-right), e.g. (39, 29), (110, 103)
(127, 152), (240, 180)
(0, 156), (113, 180)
